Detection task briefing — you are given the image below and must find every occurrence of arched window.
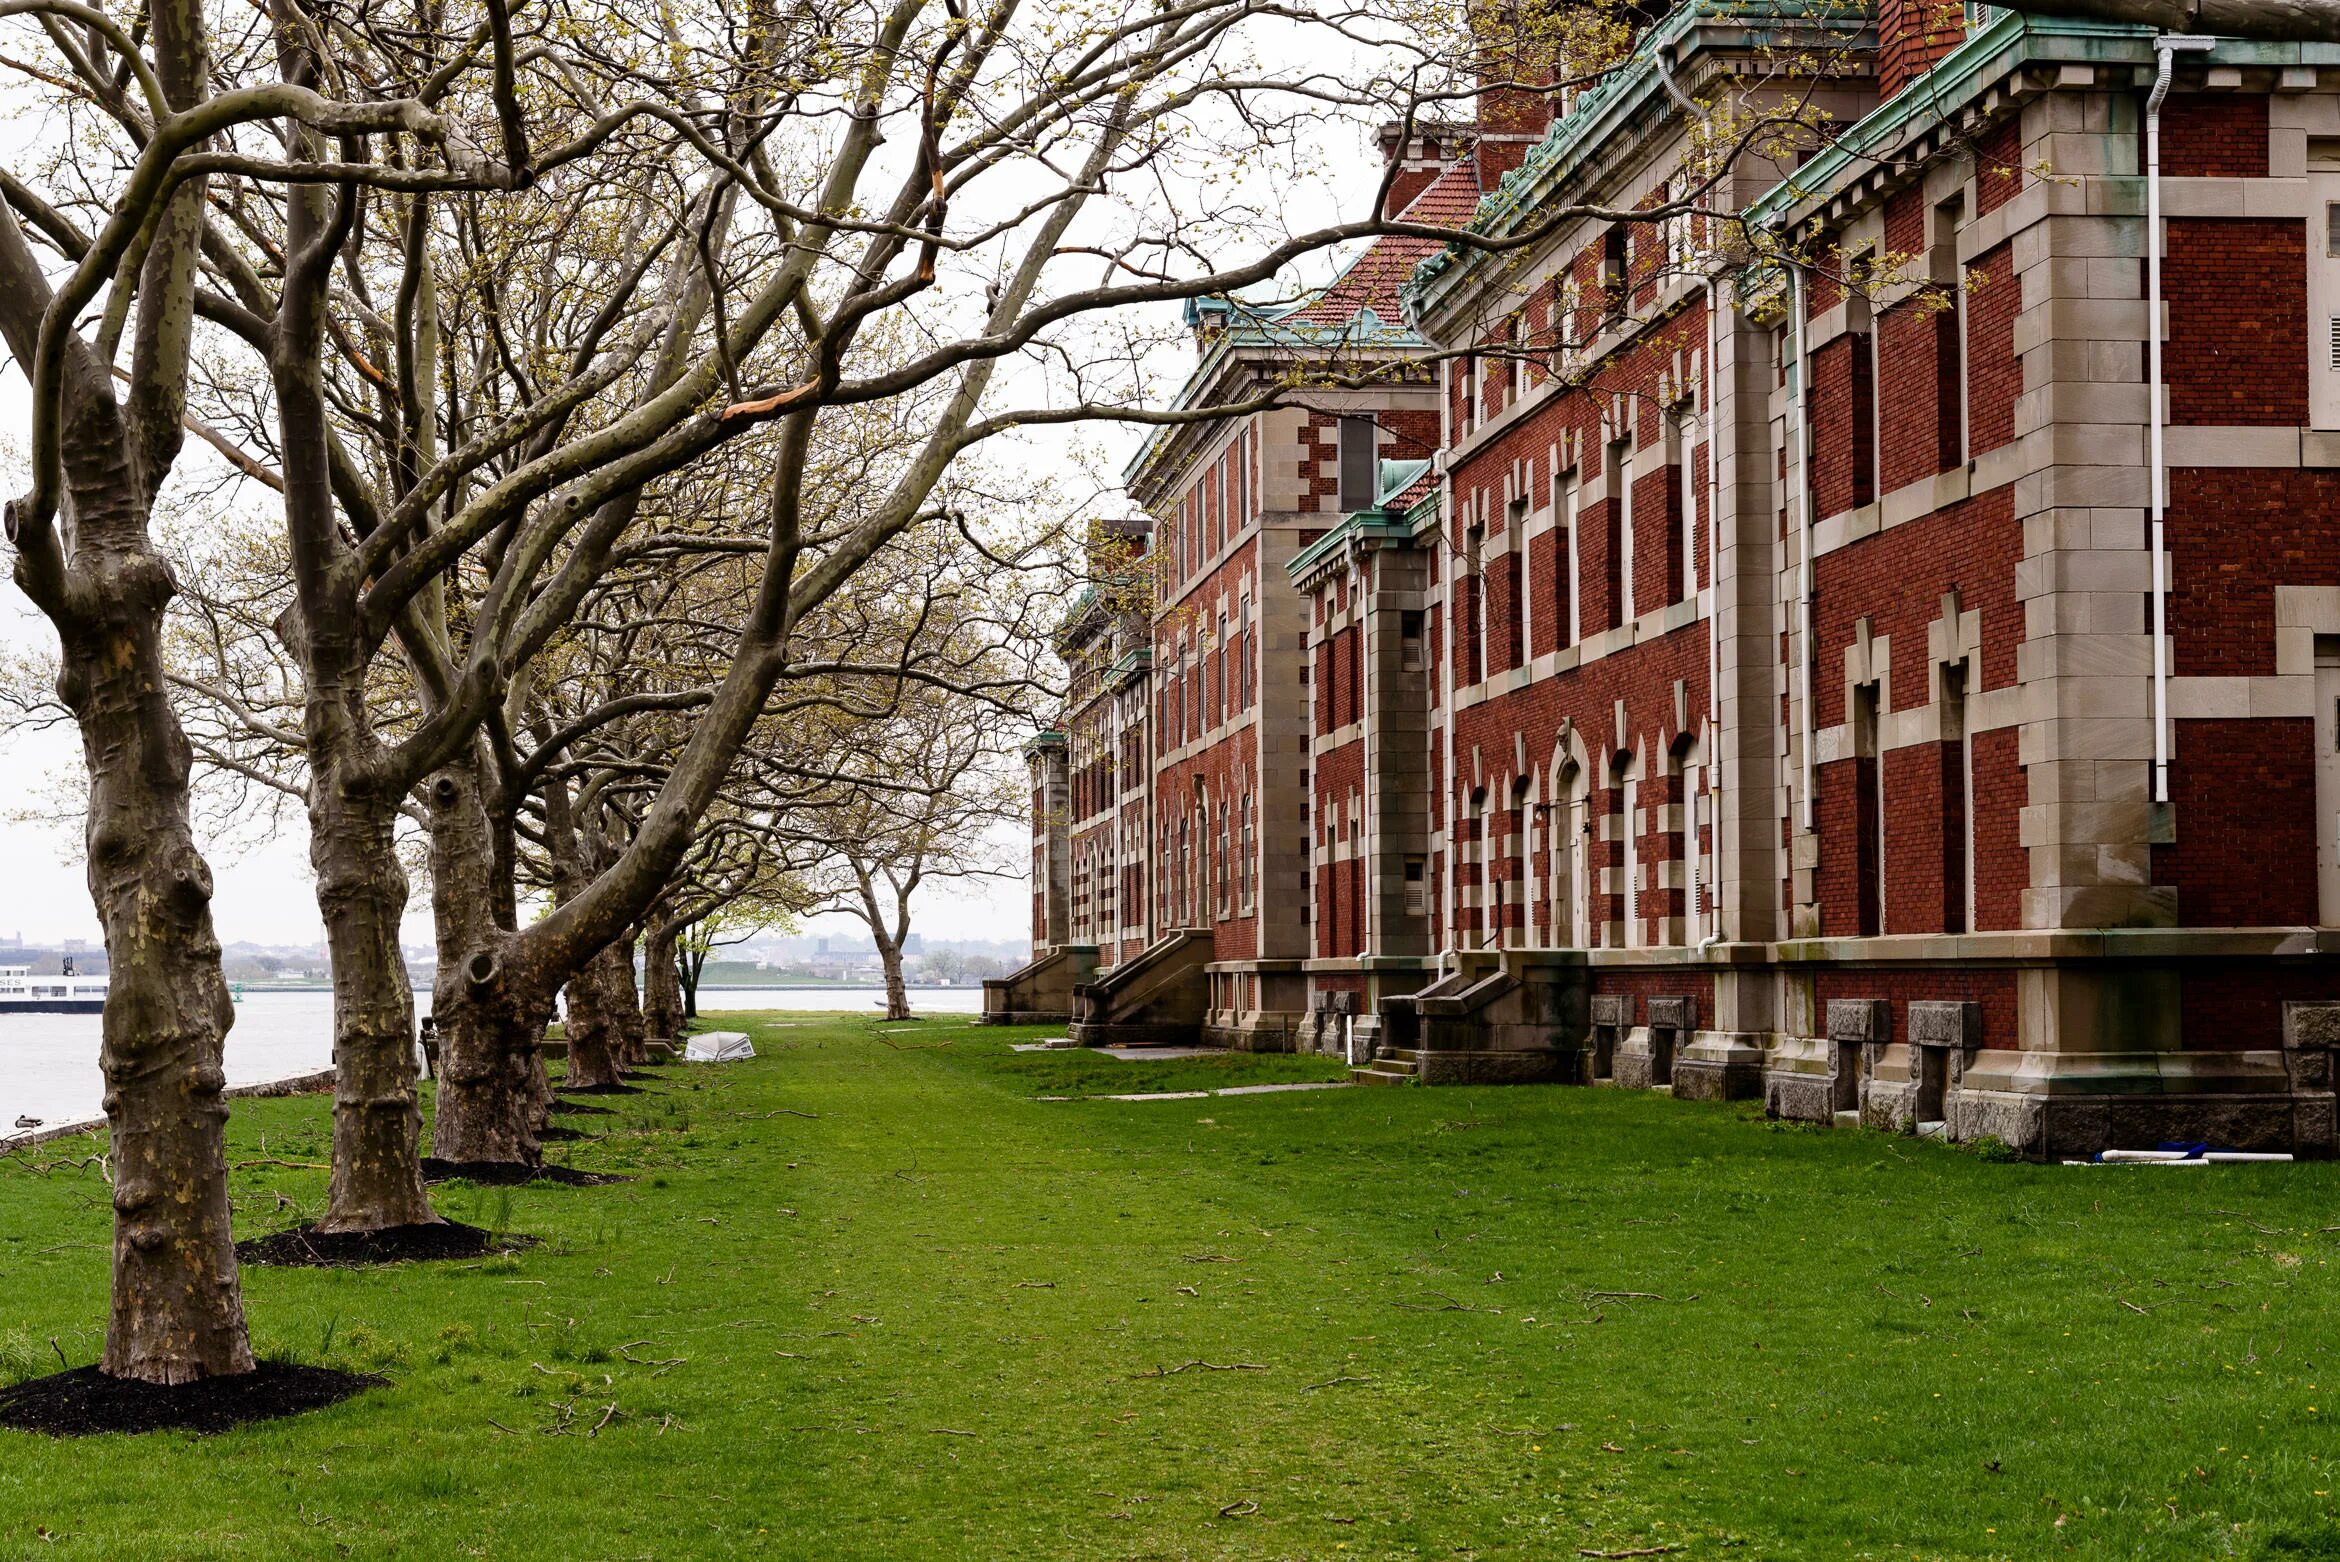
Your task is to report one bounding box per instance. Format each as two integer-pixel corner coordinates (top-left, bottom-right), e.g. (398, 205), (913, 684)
(1509, 775), (1532, 948)
(1469, 786), (1492, 949)
(1551, 759), (1586, 947)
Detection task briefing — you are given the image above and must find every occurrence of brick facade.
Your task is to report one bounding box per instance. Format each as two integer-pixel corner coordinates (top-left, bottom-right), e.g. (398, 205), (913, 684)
(1028, 4), (2340, 1156)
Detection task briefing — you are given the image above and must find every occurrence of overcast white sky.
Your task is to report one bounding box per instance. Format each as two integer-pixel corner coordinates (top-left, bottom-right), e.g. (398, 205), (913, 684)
(0, 38), (1384, 954)
(0, 390), (1035, 951)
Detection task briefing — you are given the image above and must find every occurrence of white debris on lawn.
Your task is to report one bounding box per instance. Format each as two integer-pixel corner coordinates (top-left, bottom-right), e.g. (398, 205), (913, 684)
(684, 1031), (757, 1062)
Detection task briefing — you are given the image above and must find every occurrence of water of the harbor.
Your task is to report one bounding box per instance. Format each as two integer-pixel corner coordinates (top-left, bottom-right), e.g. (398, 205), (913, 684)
(2, 985), (984, 1135)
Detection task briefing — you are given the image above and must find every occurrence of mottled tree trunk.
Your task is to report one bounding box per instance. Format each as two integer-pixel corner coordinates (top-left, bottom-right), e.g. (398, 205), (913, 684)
(61, 512), (253, 1382)
(642, 920), (684, 1038)
(612, 931), (648, 1063)
(424, 760), (550, 1166)
(268, 90), (438, 1232)
(311, 792), (436, 1231)
(560, 947), (626, 1089)
(878, 937), (911, 1021)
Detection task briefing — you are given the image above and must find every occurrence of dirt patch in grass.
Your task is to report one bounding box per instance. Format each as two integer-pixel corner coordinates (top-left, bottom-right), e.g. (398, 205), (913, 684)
(236, 1221), (536, 1268)
(420, 1158), (631, 1187)
(0, 1362), (380, 1437)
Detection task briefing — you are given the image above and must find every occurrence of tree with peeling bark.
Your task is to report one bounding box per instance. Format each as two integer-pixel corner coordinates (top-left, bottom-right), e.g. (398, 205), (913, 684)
(0, 0), (539, 1379)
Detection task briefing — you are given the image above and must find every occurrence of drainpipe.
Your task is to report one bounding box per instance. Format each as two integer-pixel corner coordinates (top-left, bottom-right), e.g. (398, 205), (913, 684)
(1437, 359), (1460, 967)
(2146, 34), (2213, 808)
(1703, 273), (1724, 945)
(1791, 262), (1815, 832)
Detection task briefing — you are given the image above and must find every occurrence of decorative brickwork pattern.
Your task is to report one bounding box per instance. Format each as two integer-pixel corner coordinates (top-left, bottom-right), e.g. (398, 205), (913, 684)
(2152, 718), (2318, 927)
(2166, 219), (2305, 426)
(2160, 93), (2269, 179)
(1965, 244), (2019, 454)
(2168, 469), (2340, 678)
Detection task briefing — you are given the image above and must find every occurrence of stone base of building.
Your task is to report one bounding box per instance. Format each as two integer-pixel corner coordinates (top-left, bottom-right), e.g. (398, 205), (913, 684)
(1670, 1037), (1768, 1102)
(976, 1009), (1069, 1027)
(1067, 1019), (1203, 1049)
(1406, 1046), (1574, 1085)
(1950, 1088), (2335, 1160)
(1205, 1011), (1305, 1052)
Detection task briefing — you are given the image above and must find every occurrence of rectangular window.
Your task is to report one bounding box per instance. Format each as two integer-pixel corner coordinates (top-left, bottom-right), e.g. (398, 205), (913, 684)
(1400, 609), (1426, 672)
(1854, 680), (1883, 937)
(1464, 524), (1486, 683)
(1556, 470), (1579, 648)
(1505, 496), (1528, 668)
(1942, 662), (1971, 935)
(1404, 858), (1427, 916)
(1338, 417), (1377, 512)
(1607, 439), (1633, 629)
(1677, 411), (1698, 603)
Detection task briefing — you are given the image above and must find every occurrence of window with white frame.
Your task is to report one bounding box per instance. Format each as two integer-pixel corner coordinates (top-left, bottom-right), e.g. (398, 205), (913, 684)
(1556, 468), (1580, 648)
(1677, 407), (1699, 604)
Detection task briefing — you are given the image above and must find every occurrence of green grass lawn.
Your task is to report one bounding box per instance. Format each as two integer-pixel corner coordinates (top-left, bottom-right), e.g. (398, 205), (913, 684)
(3, 1011), (2339, 1561)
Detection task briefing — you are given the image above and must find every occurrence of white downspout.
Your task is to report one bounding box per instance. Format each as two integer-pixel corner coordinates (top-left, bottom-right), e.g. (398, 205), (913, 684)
(1791, 263), (1815, 832)
(1703, 274), (1723, 945)
(2146, 34), (2213, 808)
(1437, 361), (1460, 963)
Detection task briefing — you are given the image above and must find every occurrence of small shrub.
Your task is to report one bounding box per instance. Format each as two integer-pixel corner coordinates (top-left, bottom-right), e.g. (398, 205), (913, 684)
(338, 1324), (409, 1372)
(1968, 1135), (2020, 1164)
(0, 1331), (49, 1386)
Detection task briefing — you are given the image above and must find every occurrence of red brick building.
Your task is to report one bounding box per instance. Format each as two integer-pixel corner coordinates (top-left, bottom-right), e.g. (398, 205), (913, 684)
(995, 1), (2340, 1157)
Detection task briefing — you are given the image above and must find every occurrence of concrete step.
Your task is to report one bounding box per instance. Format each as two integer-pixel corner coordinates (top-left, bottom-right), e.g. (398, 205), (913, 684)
(1349, 1061), (1417, 1086)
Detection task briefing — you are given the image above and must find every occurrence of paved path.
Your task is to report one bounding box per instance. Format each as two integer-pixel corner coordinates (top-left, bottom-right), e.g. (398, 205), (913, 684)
(1035, 1081), (1356, 1102)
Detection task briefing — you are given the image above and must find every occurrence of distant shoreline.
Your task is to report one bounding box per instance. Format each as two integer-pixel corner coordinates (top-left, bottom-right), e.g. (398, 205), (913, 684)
(205, 981), (995, 994)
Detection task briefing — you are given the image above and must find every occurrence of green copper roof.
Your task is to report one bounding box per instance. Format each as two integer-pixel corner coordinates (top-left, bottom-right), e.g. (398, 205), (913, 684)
(1403, 0), (1871, 322)
(1285, 457), (1438, 583)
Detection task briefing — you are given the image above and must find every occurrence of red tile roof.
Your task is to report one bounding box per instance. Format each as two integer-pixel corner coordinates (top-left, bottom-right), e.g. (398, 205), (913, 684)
(1285, 158), (1481, 327)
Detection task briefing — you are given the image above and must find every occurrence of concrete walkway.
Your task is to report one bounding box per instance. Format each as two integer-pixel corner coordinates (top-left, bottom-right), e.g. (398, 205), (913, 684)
(1035, 1081), (1356, 1102)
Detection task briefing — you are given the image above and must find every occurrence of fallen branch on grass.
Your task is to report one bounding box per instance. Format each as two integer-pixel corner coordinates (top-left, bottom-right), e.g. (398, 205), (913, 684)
(233, 1158), (332, 1172)
(1131, 1360), (1269, 1379)
(1577, 1547), (1680, 1558)
(1303, 1375), (1371, 1391)
(1391, 1292), (1497, 1314)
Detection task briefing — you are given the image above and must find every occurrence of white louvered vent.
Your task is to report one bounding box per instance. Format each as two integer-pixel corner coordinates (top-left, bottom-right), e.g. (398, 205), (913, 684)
(2328, 315), (2340, 372)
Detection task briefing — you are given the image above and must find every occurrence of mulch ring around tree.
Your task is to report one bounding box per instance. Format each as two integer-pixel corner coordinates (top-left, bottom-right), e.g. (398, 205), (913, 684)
(548, 1100), (614, 1116)
(0, 1361), (381, 1437)
(420, 1157), (631, 1187)
(236, 1220), (537, 1268)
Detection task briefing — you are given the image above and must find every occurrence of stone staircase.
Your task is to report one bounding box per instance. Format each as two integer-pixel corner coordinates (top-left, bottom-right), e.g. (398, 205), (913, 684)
(1349, 1049), (1421, 1086)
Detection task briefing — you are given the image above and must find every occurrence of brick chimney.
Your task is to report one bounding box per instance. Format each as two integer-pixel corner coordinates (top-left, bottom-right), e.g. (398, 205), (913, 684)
(1375, 120), (1475, 219)
(1878, 0), (1964, 99)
